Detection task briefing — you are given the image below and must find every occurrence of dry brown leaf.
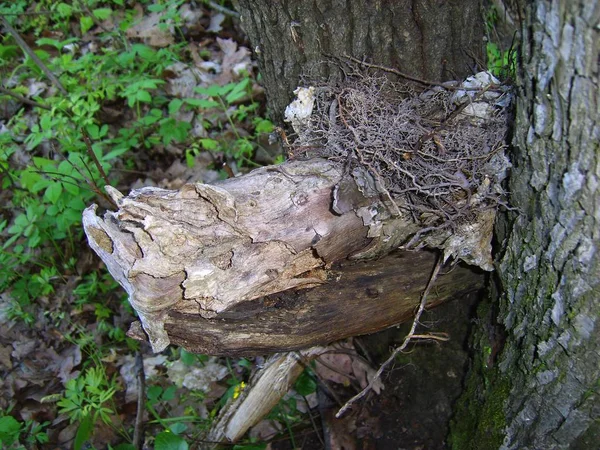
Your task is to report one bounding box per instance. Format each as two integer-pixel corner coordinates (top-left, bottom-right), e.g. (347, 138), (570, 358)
(126, 11), (174, 47)
(215, 38), (252, 84)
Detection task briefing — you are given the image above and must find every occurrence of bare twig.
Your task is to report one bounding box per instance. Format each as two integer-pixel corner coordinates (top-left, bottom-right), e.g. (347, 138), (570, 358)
(0, 86), (51, 110)
(0, 16), (67, 95)
(336, 254), (444, 417)
(203, 0), (240, 18)
(343, 54), (451, 89)
(133, 351), (145, 450)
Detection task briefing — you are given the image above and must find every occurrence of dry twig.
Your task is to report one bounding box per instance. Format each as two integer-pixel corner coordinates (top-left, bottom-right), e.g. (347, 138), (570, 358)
(133, 351), (145, 450)
(291, 74), (511, 247)
(336, 253), (444, 417)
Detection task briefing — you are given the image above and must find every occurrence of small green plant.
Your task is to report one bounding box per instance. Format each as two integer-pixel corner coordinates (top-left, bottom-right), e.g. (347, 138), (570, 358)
(1, 1), (280, 446)
(194, 78), (275, 167)
(486, 42), (516, 80)
(0, 408), (49, 448)
(484, 5), (516, 80)
(57, 366), (119, 449)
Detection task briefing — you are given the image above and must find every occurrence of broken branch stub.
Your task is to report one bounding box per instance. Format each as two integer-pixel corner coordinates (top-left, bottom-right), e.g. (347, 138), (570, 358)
(83, 159), (421, 352)
(83, 72), (509, 353)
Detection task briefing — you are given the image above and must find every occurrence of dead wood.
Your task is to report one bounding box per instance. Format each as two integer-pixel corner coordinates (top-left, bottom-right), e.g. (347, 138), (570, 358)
(83, 155), (485, 353)
(155, 250), (482, 356)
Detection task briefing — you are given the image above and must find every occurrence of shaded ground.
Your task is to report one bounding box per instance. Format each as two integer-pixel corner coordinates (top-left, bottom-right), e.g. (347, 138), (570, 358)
(303, 288), (482, 450)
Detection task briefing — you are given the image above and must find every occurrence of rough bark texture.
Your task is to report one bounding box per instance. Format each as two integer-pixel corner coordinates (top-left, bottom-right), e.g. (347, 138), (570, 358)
(235, 0), (484, 123)
(160, 251), (483, 355)
(452, 2), (600, 449)
(84, 158), (487, 354)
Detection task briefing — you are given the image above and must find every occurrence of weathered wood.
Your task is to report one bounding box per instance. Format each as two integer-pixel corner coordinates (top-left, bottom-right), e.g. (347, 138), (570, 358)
(84, 156), (488, 353)
(84, 158), (420, 352)
(156, 250), (483, 355)
(208, 349), (327, 443)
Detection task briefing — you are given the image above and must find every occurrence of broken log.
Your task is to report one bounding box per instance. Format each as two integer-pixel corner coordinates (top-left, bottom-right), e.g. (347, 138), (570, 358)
(156, 250), (482, 355)
(83, 158), (486, 353)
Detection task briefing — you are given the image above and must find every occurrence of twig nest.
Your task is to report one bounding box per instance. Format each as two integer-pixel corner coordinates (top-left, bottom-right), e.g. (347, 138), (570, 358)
(286, 71), (513, 271)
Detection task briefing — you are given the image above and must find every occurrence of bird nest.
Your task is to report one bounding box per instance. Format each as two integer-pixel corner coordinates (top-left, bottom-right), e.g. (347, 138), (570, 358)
(284, 72), (512, 269)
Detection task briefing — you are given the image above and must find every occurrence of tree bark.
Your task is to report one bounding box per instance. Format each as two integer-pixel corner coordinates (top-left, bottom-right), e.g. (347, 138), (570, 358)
(156, 251), (482, 356)
(236, 0), (484, 122)
(451, 2), (600, 449)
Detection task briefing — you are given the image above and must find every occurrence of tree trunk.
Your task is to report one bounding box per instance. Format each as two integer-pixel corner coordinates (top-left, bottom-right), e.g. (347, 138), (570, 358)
(236, 0), (484, 122)
(451, 2), (600, 449)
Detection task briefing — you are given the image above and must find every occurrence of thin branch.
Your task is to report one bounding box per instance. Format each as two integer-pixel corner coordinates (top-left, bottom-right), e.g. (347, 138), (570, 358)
(342, 54), (450, 89)
(133, 351), (145, 450)
(1, 14), (115, 204)
(336, 253), (444, 418)
(81, 130), (111, 190)
(0, 16), (67, 95)
(203, 0), (240, 18)
(0, 86), (51, 110)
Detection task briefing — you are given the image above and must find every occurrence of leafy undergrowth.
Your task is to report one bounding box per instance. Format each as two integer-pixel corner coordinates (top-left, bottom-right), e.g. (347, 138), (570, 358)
(0, 1), (309, 448)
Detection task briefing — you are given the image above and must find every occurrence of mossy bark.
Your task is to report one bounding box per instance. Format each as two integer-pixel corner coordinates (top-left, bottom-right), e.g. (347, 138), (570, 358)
(452, 2), (600, 449)
(235, 0), (483, 123)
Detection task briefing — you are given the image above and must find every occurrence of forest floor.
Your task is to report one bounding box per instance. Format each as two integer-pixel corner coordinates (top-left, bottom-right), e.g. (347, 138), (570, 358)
(0, 2), (484, 448)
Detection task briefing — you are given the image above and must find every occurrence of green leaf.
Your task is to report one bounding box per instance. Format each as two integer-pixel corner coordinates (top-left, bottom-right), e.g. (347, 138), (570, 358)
(36, 38), (62, 50)
(225, 78), (250, 104)
(169, 422), (187, 435)
(180, 348), (196, 366)
(112, 444), (136, 450)
(161, 385), (177, 402)
(56, 3), (73, 18)
(154, 431), (188, 450)
(148, 3), (166, 12)
(74, 415), (93, 450)
(31, 178), (52, 194)
(237, 358), (253, 370)
(146, 385), (163, 404)
(194, 85), (225, 97)
(44, 182), (63, 204)
(168, 98), (184, 115)
(0, 416), (21, 445)
(132, 44), (156, 61)
(294, 370), (317, 396)
(254, 119), (274, 134)
(102, 147), (129, 161)
(185, 149), (196, 168)
(63, 181), (80, 196)
(184, 98), (219, 109)
(159, 119), (191, 145)
(200, 138), (219, 151)
(80, 16), (94, 34)
(92, 8), (112, 20)
(136, 90), (152, 103)
(20, 167), (42, 191)
(47, 204), (60, 216)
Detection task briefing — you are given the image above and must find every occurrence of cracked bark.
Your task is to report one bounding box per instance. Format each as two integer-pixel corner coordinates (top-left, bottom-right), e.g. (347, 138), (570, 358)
(452, 2), (600, 449)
